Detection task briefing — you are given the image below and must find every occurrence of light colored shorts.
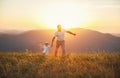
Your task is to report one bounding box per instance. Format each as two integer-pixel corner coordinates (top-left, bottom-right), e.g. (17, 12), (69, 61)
(56, 40), (65, 48)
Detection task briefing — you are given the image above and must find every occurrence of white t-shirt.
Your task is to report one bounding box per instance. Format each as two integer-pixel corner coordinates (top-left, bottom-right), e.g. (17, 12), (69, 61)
(43, 45), (50, 55)
(54, 29), (66, 41)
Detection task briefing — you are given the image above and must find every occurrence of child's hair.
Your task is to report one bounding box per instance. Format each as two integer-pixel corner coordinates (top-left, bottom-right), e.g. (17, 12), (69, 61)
(45, 42), (49, 46)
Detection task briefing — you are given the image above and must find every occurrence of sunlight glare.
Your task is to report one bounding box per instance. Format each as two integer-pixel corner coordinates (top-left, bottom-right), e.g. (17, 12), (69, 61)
(37, 2), (92, 29)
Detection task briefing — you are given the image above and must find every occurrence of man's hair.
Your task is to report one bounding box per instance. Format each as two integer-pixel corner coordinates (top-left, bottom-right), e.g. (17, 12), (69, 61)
(57, 24), (61, 27)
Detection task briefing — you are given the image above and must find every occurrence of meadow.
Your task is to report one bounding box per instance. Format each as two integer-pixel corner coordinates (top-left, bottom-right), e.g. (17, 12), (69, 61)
(0, 52), (120, 78)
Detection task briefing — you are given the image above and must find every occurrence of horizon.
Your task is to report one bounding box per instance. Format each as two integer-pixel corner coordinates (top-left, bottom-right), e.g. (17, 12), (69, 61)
(0, 0), (120, 33)
(0, 28), (120, 36)
(0, 27), (120, 34)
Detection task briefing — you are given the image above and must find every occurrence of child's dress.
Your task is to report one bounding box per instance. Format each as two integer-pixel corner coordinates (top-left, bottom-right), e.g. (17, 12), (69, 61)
(43, 45), (50, 55)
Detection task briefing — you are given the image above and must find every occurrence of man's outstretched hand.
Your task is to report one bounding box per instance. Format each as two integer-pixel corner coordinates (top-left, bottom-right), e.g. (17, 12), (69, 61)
(73, 33), (76, 36)
(66, 31), (76, 36)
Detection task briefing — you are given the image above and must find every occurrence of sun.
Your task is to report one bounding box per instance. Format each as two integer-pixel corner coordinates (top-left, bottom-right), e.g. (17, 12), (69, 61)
(36, 2), (93, 29)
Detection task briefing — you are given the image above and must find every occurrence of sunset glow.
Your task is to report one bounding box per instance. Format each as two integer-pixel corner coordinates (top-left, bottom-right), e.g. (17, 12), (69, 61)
(0, 0), (120, 33)
(37, 2), (93, 29)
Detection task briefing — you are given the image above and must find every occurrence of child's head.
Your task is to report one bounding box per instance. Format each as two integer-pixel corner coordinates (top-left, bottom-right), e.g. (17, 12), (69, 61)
(45, 42), (49, 46)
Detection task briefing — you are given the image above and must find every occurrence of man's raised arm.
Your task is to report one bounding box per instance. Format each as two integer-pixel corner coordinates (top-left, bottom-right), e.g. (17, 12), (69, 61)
(66, 31), (76, 36)
(51, 36), (56, 47)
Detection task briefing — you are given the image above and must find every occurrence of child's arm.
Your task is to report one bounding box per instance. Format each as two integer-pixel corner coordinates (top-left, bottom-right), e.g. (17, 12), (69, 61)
(40, 45), (44, 52)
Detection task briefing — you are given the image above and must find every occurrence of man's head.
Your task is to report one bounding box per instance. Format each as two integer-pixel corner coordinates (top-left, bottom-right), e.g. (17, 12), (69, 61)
(57, 24), (62, 31)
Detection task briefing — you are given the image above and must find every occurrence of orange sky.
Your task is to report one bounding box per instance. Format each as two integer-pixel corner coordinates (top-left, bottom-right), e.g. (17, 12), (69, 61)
(0, 0), (120, 33)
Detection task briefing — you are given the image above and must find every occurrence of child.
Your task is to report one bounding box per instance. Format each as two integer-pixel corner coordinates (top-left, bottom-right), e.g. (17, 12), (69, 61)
(40, 42), (50, 55)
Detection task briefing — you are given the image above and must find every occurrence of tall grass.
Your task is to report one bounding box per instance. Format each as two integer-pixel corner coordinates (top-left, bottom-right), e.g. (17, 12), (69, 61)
(0, 52), (120, 78)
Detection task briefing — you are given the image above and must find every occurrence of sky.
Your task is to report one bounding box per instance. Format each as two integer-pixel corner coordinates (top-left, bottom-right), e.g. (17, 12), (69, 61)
(0, 0), (120, 33)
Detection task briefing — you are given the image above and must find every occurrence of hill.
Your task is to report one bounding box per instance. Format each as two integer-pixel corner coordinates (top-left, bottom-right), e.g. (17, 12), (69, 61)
(0, 52), (120, 78)
(0, 28), (120, 52)
(112, 33), (120, 37)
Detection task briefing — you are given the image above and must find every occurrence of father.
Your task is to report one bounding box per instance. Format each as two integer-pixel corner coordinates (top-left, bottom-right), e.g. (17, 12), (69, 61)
(51, 24), (76, 57)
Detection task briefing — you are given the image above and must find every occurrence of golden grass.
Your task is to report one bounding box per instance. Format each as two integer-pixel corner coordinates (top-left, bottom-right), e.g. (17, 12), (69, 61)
(0, 52), (120, 78)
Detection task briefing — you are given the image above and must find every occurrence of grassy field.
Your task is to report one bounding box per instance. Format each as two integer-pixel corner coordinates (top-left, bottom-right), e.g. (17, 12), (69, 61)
(0, 52), (120, 78)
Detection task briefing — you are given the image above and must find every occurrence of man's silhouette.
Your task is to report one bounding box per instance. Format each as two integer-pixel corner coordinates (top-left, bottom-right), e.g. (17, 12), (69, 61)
(51, 24), (76, 57)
